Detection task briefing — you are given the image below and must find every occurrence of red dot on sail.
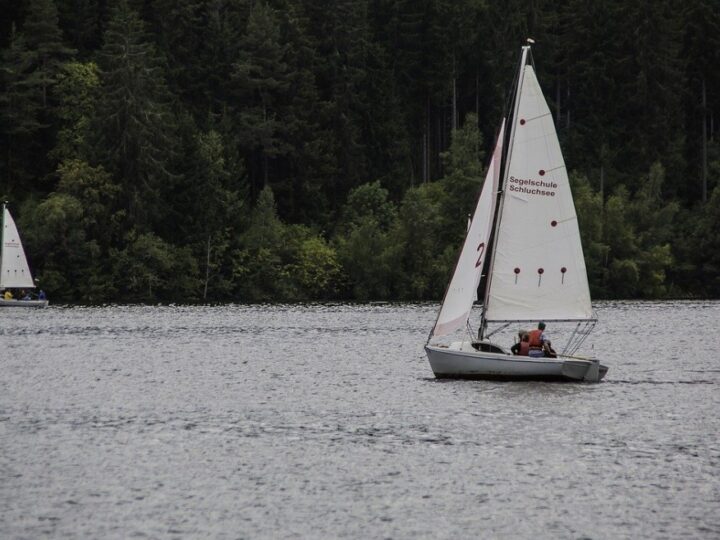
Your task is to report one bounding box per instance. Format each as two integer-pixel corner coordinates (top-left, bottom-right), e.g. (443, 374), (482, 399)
(561, 267), (567, 273)
(538, 268), (544, 274)
(519, 119), (526, 125)
(539, 170), (545, 176)
(551, 220), (557, 227)
(514, 267), (521, 274)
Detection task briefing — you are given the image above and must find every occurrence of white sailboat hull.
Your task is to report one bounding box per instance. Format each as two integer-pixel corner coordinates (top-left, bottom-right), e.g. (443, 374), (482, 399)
(425, 343), (607, 382)
(0, 298), (49, 308)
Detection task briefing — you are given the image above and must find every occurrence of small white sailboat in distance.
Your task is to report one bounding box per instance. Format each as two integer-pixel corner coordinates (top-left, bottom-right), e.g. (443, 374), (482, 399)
(0, 202), (48, 308)
(425, 43), (607, 382)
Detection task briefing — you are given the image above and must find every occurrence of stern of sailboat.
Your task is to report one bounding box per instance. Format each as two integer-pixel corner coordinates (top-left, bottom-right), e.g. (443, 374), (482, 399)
(560, 358), (608, 381)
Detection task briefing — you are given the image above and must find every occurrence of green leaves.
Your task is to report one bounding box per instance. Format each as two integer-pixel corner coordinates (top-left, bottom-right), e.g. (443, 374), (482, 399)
(573, 163), (680, 298)
(336, 181), (396, 234)
(288, 234), (341, 299)
(234, 186), (341, 301)
(334, 182), (397, 300)
(52, 61), (99, 162)
(20, 192), (90, 300)
(111, 231), (199, 302)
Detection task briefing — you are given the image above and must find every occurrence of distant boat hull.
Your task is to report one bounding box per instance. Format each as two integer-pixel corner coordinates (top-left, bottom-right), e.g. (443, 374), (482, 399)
(425, 342), (607, 382)
(0, 298), (49, 308)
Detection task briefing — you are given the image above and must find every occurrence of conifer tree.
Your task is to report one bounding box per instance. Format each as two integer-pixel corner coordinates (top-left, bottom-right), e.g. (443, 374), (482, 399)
(273, 2), (342, 224)
(91, 0), (180, 233)
(23, 0), (75, 109)
(0, 0), (74, 194)
(51, 60), (99, 162)
(0, 27), (41, 194)
(148, 0), (205, 109)
(55, 0), (103, 54)
(333, 181), (397, 300)
(682, 0), (720, 202)
(234, 185), (285, 300)
(232, 2), (289, 194)
(189, 127), (246, 300)
(300, 0), (371, 202)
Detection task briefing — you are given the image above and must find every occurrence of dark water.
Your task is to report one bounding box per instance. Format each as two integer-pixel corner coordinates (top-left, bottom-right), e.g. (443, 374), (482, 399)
(1, 301), (719, 539)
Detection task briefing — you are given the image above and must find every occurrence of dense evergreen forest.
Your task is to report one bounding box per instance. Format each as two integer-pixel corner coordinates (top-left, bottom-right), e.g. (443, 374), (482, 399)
(1, 0), (719, 303)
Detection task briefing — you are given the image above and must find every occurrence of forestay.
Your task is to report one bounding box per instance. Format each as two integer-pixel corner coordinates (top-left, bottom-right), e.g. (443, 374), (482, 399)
(432, 120), (505, 336)
(1, 206), (35, 289)
(484, 65), (592, 322)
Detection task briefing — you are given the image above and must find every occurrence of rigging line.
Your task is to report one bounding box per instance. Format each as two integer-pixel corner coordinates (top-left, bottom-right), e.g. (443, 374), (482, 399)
(562, 322), (581, 355)
(484, 318), (598, 323)
(485, 322), (511, 339)
(568, 333), (589, 356)
(466, 320), (476, 342)
(564, 320), (595, 356)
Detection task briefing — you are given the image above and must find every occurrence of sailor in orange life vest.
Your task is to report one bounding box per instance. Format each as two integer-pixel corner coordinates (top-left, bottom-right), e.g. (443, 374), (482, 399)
(527, 322), (557, 358)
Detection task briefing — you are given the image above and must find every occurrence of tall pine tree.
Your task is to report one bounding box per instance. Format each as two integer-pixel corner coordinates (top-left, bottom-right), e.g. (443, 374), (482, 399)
(91, 0), (180, 233)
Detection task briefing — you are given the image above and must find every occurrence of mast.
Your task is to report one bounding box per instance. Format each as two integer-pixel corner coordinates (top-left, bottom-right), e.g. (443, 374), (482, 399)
(479, 44), (531, 340)
(0, 201), (5, 289)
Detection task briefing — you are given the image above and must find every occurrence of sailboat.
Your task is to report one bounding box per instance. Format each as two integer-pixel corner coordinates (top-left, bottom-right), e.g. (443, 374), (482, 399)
(0, 202), (49, 308)
(425, 43), (607, 382)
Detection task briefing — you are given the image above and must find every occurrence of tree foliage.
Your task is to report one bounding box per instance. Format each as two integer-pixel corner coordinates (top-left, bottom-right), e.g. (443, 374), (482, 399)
(1, 0), (719, 302)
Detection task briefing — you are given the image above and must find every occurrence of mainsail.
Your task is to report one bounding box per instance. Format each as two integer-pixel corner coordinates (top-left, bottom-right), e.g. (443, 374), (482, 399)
(1, 205), (35, 289)
(432, 120), (505, 337)
(483, 61), (592, 322)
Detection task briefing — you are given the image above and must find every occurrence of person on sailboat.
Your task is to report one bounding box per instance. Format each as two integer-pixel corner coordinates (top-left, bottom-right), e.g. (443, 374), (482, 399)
(528, 322), (558, 358)
(3, 290), (13, 300)
(528, 322), (548, 357)
(511, 330), (530, 356)
(38, 290), (46, 300)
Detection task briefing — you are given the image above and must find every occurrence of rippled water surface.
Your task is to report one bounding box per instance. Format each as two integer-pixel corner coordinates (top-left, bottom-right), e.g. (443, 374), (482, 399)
(1, 301), (719, 539)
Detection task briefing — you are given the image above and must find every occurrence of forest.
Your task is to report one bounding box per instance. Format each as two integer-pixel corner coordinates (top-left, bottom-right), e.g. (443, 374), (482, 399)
(1, 0), (719, 303)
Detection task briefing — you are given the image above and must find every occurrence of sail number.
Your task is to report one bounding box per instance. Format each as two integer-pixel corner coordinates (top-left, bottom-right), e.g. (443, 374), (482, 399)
(475, 242), (485, 268)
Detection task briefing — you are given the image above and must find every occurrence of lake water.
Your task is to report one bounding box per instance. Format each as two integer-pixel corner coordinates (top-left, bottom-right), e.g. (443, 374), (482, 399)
(1, 301), (719, 539)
